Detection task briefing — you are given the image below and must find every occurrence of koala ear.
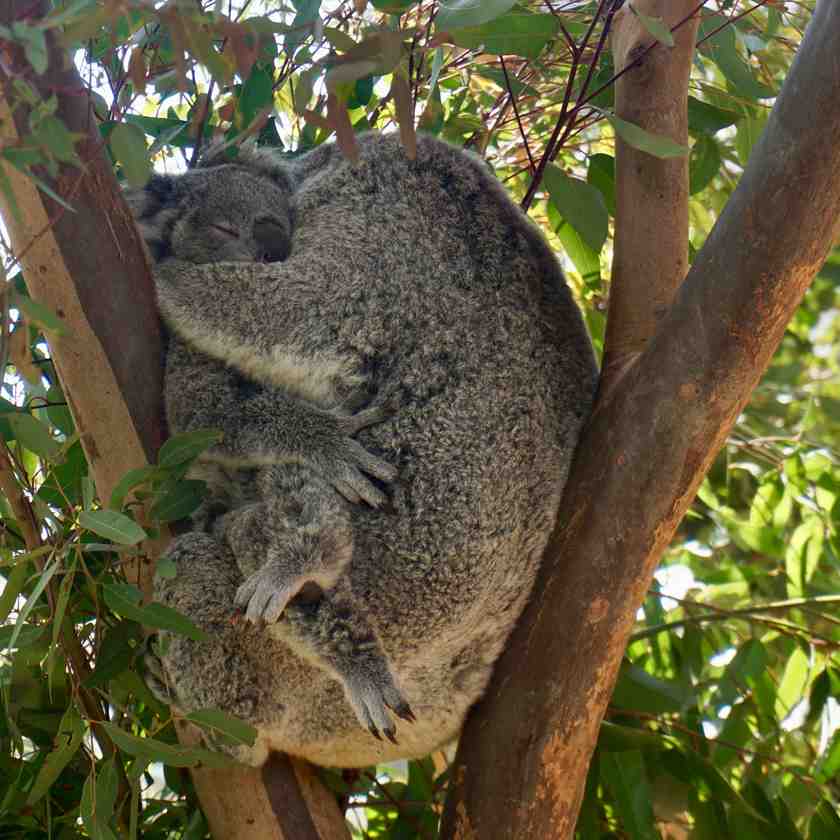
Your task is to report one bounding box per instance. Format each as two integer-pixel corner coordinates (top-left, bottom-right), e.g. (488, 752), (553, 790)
(199, 140), (296, 193)
(123, 174), (176, 219)
(124, 174), (179, 262)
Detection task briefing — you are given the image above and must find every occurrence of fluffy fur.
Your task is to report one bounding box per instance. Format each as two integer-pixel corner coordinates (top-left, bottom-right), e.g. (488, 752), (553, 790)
(132, 134), (598, 767)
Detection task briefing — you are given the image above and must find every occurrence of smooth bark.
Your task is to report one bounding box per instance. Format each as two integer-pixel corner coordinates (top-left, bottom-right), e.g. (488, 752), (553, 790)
(441, 2), (840, 837)
(0, 4), (348, 838)
(602, 0), (700, 389)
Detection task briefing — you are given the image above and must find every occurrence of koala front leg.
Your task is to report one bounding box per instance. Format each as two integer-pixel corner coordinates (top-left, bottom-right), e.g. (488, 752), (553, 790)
(166, 335), (397, 508)
(275, 592), (415, 742)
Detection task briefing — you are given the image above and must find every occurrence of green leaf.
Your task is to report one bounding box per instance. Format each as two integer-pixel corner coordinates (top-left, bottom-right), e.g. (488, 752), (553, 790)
(150, 479), (207, 523)
(554, 217), (600, 289)
(543, 165), (609, 254)
(0, 623), (45, 650)
(775, 645), (810, 720)
(449, 11), (558, 60)
(99, 722), (231, 767)
(12, 22), (48, 74)
(109, 122), (152, 187)
(79, 510), (147, 545)
(629, 4), (674, 47)
(785, 517), (824, 597)
(102, 583), (208, 641)
(237, 64), (274, 131)
(687, 96), (740, 135)
(109, 465), (160, 511)
(81, 759), (119, 840)
(600, 750), (659, 840)
(586, 153), (615, 217)
(809, 801), (840, 840)
(10, 289), (70, 336)
(436, 0), (516, 32)
(599, 721), (668, 753)
(8, 559), (58, 651)
(699, 15), (775, 100)
(369, 0), (415, 11)
(690, 135), (722, 194)
(664, 748), (768, 823)
(816, 731), (840, 784)
(84, 620), (143, 689)
(612, 663), (693, 714)
(158, 429), (223, 468)
(26, 705), (86, 805)
(6, 413), (62, 460)
(32, 115), (79, 164)
(185, 709), (258, 747)
(45, 385), (74, 433)
(605, 113), (689, 159)
(736, 108), (769, 167)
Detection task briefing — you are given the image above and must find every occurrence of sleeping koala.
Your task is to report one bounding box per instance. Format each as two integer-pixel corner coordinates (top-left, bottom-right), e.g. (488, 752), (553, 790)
(130, 133), (598, 767)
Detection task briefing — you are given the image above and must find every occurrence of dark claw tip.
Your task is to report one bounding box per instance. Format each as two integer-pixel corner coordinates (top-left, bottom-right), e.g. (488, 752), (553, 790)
(393, 703), (416, 723)
(369, 725), (382, 741)
(384, 728), (398, 745)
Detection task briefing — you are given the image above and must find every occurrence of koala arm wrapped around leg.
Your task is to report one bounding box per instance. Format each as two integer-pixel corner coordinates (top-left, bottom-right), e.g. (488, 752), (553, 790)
(165, 334), (396, 507)
(154, 258), (357, 398)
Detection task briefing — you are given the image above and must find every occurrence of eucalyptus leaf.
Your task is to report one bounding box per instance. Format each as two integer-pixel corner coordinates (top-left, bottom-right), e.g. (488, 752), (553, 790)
(436, 0), (516, 32)
(109, 122), (152, 187)
(79, 510), (147, 546)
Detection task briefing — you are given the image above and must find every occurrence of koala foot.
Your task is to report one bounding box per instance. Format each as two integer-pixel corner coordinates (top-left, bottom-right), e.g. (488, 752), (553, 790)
(235, 565), (308, 624)
(276, 593), (417, 741)
(344, 666), (416, 743)
(317, 406), (398, 508)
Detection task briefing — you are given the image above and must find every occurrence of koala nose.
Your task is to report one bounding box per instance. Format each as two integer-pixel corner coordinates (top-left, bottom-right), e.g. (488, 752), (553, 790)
(259, 244), (290, 263)
(254, 216), (291, 263)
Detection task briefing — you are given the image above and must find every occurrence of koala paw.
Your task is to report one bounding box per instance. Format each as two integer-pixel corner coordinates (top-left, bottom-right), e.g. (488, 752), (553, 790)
(344, 664), (416, 743)
(318, 406), (398, 508)
(143, 638), (175, 705)
(235, 565), (306, 624)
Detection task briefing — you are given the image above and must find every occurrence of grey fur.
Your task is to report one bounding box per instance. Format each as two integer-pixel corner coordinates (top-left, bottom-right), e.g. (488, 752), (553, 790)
(133, 133), (598, 767)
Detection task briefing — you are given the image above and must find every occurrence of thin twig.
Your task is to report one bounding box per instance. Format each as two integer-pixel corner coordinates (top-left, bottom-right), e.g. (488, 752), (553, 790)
(500, 57), (535, 174)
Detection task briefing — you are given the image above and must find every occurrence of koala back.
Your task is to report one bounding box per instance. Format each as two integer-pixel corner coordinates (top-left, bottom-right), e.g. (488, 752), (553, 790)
(141, 134), (598, 766)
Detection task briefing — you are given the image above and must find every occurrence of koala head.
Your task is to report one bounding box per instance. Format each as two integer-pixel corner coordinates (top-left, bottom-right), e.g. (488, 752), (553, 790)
(126, 144), (296, 266)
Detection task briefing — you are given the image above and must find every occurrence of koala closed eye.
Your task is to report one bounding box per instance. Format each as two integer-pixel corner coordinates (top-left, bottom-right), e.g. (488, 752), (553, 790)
(211, 222), (240, 239)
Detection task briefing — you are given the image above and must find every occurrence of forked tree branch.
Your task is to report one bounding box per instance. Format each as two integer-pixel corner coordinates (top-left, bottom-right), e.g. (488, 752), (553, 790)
(442, 1), (840, 837)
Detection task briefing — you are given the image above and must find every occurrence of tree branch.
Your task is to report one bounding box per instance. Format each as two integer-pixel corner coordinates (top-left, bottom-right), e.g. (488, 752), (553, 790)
(441, 1), (840, 836)
(601, 0), (701, 389)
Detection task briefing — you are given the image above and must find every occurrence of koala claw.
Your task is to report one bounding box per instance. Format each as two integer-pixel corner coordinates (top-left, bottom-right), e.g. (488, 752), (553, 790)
(235, 570), (304, 624)
(392, 701), (416, 724)
(317, 406), (397, 508)
(345, 670), (412, 743)
(143, 638), (173, 705)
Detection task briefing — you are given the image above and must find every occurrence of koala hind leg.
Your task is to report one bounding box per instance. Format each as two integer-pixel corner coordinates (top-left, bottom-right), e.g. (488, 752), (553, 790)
(218, 482), (355, 625)
(273, 592), (415, 742)
(149, 532), (270, 764)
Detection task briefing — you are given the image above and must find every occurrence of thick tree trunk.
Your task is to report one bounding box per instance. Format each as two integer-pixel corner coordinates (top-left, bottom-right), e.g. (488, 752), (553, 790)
(0, 4), (348, 838)
(441, 2), (840, 837)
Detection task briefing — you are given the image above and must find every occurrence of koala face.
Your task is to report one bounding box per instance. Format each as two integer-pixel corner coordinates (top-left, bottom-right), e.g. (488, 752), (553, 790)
(170, 168), (293, 265)
(127, 157), (295, 266)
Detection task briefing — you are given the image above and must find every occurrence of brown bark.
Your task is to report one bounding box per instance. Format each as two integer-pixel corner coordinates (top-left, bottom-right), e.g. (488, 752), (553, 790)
(602, 0), (700, 389)
(0, 4), (348, 838)
(441, 2), (840, 838)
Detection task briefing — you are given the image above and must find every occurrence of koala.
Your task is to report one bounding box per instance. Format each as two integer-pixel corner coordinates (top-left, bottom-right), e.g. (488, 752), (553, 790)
(129, 133), (598, 768)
